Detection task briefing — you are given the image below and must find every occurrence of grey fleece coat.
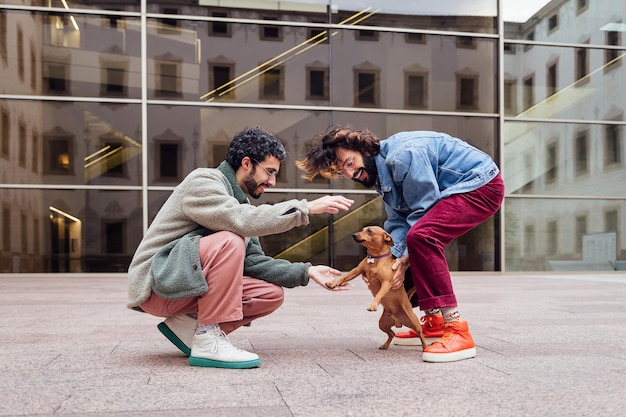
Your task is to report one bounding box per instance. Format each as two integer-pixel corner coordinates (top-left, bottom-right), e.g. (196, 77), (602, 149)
(127, 161), (312, 309)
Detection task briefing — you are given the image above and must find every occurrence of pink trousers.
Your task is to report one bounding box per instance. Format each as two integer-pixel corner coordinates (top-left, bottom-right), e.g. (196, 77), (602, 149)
(140, 231), (284, 334)
(406, 173), (505, 311)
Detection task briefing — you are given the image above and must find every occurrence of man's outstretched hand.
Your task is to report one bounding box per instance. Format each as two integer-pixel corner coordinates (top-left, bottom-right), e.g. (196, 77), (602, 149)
(308, 265), (350, 291)
(307, 195), (354, 215)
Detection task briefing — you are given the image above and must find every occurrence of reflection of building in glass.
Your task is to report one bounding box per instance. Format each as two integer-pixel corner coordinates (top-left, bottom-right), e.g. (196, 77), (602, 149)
(0, 0), (624, 273)
(503, 0), (625, 270)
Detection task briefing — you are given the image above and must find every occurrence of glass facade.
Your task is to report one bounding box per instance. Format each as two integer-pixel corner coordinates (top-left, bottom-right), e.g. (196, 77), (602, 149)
(0, 0), (624, 273)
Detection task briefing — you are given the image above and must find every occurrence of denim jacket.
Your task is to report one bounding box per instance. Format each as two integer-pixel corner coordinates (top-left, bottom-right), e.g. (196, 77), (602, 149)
(374, 131), (500, 258)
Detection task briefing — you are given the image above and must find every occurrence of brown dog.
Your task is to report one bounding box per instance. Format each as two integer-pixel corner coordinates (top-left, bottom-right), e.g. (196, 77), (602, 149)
(326, 226), (427, 350)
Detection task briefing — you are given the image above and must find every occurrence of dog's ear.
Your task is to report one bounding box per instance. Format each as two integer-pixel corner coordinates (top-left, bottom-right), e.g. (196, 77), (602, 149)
(384, 232), (394, 246)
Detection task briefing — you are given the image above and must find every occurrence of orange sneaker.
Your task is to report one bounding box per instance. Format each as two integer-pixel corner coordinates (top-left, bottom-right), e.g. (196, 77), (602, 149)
(422, 320), (476, 363)
(393, 314), (445, 346)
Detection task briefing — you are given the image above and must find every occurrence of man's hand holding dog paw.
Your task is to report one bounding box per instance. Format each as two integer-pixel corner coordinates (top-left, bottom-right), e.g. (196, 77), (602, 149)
(308, 265), (349, 291)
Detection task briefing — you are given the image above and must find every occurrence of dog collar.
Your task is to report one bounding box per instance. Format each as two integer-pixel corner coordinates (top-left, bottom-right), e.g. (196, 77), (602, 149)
(367, 252), (391, 263)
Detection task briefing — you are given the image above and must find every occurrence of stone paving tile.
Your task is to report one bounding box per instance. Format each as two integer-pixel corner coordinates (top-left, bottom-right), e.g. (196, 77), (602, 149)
(0, 272), (624, 417)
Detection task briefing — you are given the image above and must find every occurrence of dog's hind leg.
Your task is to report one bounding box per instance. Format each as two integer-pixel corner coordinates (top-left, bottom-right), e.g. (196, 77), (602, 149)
(378, 311), (396, 350)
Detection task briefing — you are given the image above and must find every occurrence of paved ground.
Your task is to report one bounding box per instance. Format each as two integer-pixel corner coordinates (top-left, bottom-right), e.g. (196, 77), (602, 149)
(0, 272), (625, 417)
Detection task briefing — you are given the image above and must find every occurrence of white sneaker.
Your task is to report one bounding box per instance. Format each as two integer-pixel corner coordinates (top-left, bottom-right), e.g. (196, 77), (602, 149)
(157, 315), (197, 356)
(188, 327), (261, 369)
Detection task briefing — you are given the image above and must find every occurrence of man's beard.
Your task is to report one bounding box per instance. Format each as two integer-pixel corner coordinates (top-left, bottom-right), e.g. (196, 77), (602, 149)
(243, 171), (264, 199)
(352, 154), (378, 188)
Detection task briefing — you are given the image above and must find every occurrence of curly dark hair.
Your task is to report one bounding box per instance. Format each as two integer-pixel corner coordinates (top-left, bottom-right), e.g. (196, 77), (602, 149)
(296, 125), (380, 181)
(225, 127), (286, 169)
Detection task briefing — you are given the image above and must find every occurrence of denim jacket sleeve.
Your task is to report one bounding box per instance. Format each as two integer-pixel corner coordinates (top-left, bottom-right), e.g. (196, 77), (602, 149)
(380, 147), (440, 258)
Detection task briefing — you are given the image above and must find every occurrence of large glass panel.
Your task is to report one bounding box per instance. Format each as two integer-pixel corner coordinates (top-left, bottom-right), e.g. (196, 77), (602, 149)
(261, 192), (385, 270)
(0, 99), (142, 186)
(147, 105), (332, 186)
(331, 29), (497, 112)
(299, 113), (498, 191)
(503, 121), (626, 197)
(146, 18), (331, 106)
(503, 0), (626, 46)
(264, 191), (498, 272)
(505, 197), (626, 271)
(0, 1), (140, 12)
(0, 188), (142, 273)
(332, 0), (497, 34)
(0, 9), (142, 98)
(503, 44), (625, 120)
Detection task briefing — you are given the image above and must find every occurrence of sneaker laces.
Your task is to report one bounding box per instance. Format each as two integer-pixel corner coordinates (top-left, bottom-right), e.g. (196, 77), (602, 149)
(436, 322), (459, 346)
(210, 329), (248, 355)
(420, 315), (434, 328)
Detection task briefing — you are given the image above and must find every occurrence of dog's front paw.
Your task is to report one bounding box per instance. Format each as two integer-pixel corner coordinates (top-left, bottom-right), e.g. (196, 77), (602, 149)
(325, 281), (337, 289)
(367, 303), (378, 311)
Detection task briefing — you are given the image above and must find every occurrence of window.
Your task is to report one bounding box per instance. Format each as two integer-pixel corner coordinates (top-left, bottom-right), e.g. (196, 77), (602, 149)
(457, 75), (478, 110)
(405, 33), (426, 44)
(575, 215), (587, 254)
(1, 109), (9, 159)
(547, 220), (558, 256)
(354, 70), (379, 107)
(17, 26), (24, 81)
(524, 31), (534, 51)
(44, 135), (73, 175)
(32, 130), (39, 174)
(259, 66), (284, 100)
(575, 129), (589, 176)
(158, 7), (180, 34)
(547, 62), (557, 97)
(503, 43), (516, 54)
(209, 64), (235, 99)
(546, 142), (558, 184)
(44, 62), (69, 94)
(576, 0), (588, 14)
(209, 11), (230, 37)
(308, 21), (327, 44)
(157, 142), (180, 181)
(156, 61), (181, 97)
(306, 67), (329, 100)
(523, 74), (534, 111)
(504, 80), (517, 115)
(605, 210), (618, 233)
(2, 207), (10, 251)
(102, 14), (125, 29)
(103, 220), (125, 254)
(30, 42), (37, 90)
(0, 11), (7, 63)
(102, 67), (127, 97)
(18, 120), (26, 168)
(456, 36), (475, 49)
(605, 124), (622, 166)
(575, 42), (589, 83)
(406, 73), (427, 109)
(261, 17), (281, 41)
(548, 14), (559, 32)
(99, 138), (126, 177)
(605, 29), (621, 70)
(356, 30), (378, 41)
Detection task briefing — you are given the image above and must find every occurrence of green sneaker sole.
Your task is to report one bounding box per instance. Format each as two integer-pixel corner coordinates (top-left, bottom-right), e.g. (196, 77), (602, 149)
(157, 321), (191, 357)
(188, 356), (261, 369)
